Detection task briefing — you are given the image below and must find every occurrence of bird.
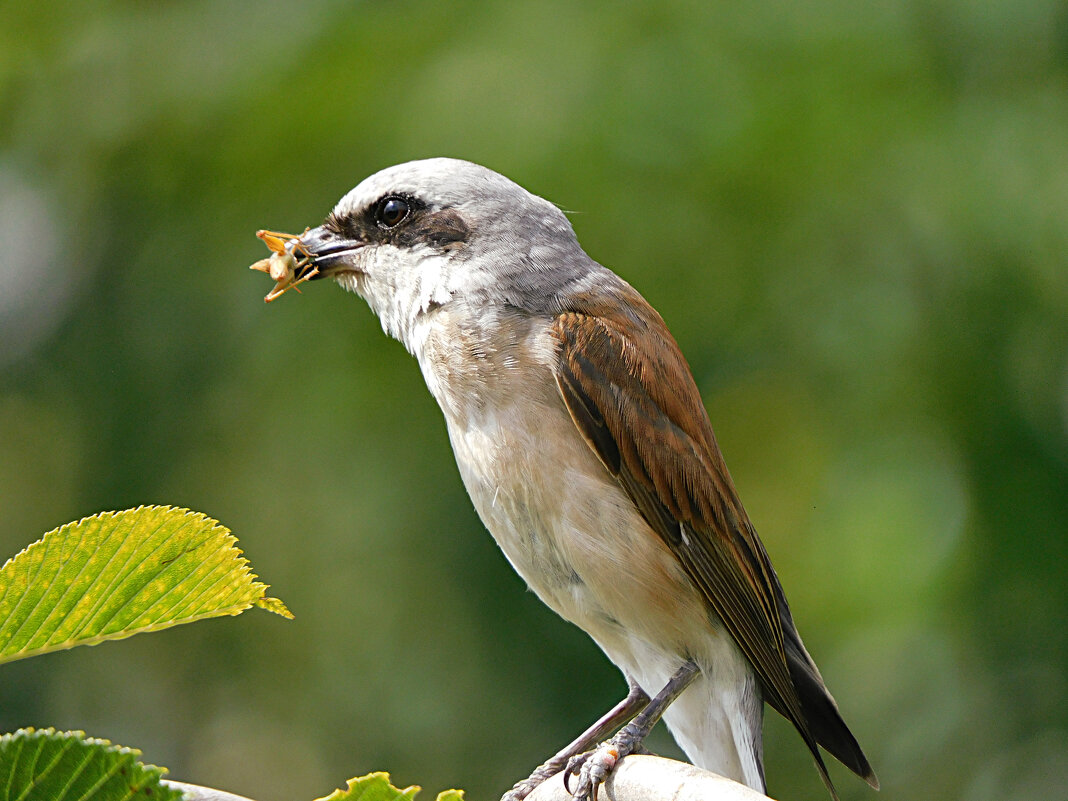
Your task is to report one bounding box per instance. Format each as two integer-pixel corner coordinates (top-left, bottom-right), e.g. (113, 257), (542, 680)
(284, 158), (878, 801)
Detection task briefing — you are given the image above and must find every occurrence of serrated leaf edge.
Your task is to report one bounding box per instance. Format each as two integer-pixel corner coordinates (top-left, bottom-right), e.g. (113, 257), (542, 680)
(1, 726), (175, 801)
(0, 506), (288, 664)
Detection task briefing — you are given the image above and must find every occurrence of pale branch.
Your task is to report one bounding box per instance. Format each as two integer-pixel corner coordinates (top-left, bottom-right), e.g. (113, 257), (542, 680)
(526, 755), (775, 801)
(165, 781), (259, 801)
(166, 755), (774, 801)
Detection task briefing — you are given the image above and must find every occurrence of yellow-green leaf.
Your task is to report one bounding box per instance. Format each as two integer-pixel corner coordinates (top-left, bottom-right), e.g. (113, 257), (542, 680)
(0, 727), (183, 801)
(315, 773), (421, 801)
(0, 505), (291, 664)
(313, 772), (464, 801)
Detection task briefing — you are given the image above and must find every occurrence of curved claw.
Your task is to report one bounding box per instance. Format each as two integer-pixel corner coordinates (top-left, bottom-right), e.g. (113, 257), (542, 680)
(563, 751), (590, 796)
(567, 743), (623, 801)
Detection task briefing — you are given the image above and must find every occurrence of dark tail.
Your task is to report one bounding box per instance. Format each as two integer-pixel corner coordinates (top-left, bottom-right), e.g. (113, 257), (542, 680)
(768, 598), (880, 796)
(784, 621), (879, 788)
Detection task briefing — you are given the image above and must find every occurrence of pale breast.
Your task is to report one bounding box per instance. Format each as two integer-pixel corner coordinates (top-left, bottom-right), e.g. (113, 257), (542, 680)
(413, 305), (710, 659)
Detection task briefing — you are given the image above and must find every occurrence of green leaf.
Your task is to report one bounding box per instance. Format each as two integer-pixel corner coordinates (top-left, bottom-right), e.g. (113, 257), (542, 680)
(0, 505), (291, 665)
(315, 773), (422, 801)
(0, 727), (183, 801)
(313, 773), (465, 801)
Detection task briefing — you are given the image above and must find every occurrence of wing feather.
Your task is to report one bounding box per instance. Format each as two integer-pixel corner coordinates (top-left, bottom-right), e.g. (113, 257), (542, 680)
(550, 288), (875, 796)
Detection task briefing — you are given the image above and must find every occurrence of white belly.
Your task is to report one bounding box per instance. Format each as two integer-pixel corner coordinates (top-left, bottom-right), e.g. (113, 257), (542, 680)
(443, 388), (685, 647)
(415, 310), (765, 790)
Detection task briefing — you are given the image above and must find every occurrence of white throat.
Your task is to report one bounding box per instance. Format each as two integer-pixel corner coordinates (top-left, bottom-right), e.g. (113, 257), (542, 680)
(337, 244), (454, 354)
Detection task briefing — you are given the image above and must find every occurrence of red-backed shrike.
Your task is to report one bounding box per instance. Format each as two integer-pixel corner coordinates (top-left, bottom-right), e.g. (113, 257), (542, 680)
(280, 159), (877, 801)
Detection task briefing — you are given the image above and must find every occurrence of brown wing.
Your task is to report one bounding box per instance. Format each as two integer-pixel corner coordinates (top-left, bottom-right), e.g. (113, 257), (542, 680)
(551, 286), (875, 797)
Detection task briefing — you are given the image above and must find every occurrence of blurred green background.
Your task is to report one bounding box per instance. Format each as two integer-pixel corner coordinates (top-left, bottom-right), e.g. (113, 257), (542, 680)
(2, 1), (1066, 800)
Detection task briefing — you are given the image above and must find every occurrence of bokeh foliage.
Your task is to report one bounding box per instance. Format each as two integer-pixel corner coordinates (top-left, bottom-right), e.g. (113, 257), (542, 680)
(1, 1), (1065, 800)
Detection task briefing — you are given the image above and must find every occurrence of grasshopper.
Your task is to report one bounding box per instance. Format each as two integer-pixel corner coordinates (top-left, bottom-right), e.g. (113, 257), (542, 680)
(249, 228), (319, 302)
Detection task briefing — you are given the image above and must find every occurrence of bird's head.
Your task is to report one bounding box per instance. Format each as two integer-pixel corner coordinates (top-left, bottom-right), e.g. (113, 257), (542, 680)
(297, 158), (588, 350)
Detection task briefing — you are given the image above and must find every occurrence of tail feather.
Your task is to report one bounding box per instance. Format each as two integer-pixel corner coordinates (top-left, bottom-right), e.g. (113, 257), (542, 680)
(771, 604), (880, 792)
(784, 626), (880, 789)
(758, 564), (879, 794)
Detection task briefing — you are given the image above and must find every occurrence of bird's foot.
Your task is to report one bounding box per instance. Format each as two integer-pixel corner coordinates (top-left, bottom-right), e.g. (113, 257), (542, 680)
(498, 680), (651, 801)
(563, 724), (651, 801)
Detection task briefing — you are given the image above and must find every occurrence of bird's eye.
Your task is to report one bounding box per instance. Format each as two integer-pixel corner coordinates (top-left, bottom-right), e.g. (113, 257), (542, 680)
(376, 197), (410, 228)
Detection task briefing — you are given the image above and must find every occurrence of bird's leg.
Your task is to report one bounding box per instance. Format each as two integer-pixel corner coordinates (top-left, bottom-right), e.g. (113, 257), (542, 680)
(500, 679), (650, 801)
(565, 660), (700, 801)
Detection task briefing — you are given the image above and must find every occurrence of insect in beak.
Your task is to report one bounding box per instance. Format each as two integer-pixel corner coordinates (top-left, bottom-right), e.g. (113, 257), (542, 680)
(249, 228), (320, 302)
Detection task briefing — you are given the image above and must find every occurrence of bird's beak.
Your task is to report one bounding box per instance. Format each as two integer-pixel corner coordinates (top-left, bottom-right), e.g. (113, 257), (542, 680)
(252, 224), (366, 302)
(297, 225), (365, 279)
